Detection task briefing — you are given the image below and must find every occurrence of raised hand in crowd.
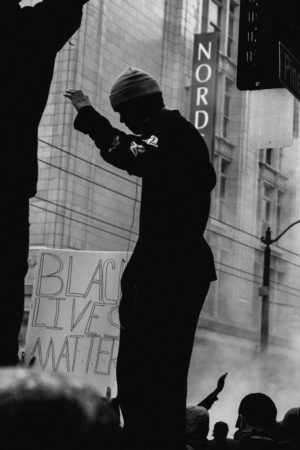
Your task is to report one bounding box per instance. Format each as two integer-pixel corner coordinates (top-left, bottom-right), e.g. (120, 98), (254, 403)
(197, 372), (228, 410)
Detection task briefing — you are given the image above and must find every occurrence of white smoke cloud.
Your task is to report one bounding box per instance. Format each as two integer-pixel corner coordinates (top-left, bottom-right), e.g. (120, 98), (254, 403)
(187, 329), (300, 438)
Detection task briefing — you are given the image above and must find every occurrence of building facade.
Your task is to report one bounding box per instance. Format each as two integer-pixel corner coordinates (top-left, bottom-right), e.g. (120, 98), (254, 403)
(21, 0), (300, 427)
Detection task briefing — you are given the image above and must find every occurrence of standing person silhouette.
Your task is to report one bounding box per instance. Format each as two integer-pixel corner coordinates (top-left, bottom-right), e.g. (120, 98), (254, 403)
(0, 0), (90, 367)
(66, 67), (217, 450)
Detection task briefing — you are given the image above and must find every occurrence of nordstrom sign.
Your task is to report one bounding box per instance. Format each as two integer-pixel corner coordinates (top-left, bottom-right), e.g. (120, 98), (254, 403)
(190, 32), (219, 153)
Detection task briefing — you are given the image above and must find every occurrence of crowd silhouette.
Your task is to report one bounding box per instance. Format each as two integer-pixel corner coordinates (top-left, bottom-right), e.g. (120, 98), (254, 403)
(0, 367), (298, 450)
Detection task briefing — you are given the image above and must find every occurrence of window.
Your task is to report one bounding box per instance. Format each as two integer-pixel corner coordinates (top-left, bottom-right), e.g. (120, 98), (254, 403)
(265, 148), (273, 166)
(227, 1), (236, 59)
(219, 158), (230, 220)
(276, 191), (284, 235)
(218, 249), (231, 321)
(261, 184), (284, 235)
(293, 98), (299, 137)
(220, 159), (228, 199)
(209, 0), (223, 31)
(270, 268), (288, 336)
(223, 77), (234, 139)
(278, 149), (283, 172)
(262, 183), (273, 226)
(259, 147), (281, 169)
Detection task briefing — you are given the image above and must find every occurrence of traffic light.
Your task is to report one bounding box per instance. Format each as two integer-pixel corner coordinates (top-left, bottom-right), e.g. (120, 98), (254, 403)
(237, 0), (300, 91)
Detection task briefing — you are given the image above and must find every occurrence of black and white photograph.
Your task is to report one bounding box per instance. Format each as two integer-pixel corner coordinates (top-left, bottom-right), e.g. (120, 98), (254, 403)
(1, 1), (300, 449)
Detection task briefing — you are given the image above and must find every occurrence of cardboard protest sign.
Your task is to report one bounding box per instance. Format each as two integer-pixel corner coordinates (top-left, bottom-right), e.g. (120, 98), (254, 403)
(25, 249), (128, 395)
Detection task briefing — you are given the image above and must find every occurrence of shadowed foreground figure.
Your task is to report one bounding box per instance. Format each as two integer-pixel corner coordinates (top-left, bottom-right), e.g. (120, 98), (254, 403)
(234, 393), (297, 450)
(0, 0), (89, 366)
(66, 67), (216, 450)
(0, 368), (122, 450)
(186, 406), (211, 450)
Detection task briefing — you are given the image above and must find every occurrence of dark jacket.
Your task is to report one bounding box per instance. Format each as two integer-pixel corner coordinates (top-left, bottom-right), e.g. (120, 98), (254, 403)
(210, 438), (241, 449)
(74, 106), (217, 286)
(1, 0), (88, 198)
(187, 440), (212, 450)
(235, 426), (298, 450)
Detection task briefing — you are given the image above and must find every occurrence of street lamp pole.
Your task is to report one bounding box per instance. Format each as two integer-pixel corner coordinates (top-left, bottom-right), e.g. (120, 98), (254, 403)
(260, 227), (271, 353)
(260, 220), (300, 353)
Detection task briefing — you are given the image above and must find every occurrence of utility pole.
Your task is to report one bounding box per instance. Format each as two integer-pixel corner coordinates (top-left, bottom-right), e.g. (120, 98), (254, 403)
(260, 228), (271, 353)
(260, 220), (300, 353)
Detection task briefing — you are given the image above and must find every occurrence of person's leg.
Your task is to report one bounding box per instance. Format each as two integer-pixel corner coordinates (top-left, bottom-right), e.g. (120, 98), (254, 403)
(149, 280), (211, 450)
(0, 198), (29, 366)
(117, 279), (210, 450)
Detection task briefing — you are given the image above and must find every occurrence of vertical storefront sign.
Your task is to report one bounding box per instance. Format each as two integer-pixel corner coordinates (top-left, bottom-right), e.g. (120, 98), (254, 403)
(190, 32), (219, 154)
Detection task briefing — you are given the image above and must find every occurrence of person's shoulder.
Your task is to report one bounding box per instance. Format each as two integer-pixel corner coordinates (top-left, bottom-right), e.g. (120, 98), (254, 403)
(238, 430), (277, 450)
(156, 108), (207, 146)
(226, 438), (241, 449)
(158, 108), (196, 130)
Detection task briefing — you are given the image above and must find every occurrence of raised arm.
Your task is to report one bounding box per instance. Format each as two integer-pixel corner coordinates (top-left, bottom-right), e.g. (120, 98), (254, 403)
(65, 90), (159, 177)
(197, 373), (228, 410)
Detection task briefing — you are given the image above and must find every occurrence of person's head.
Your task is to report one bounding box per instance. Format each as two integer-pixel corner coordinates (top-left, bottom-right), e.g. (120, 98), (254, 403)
(213, 421), (229, 440)
(236, 393), (277, 431)
(186, 405), (209, 446)
(109, 67), (165, 133)
(0, 368), (121, 450)
(282, 407), (300, 442)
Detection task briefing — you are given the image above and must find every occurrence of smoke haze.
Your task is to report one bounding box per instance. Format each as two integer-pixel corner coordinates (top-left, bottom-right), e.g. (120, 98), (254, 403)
(187, 329), (300, 438)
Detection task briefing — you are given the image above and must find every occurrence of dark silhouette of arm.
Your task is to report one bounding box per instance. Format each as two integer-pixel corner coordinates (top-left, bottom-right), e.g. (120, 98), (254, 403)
(198, 373), (228, 410)
(74, 106), (160, 177)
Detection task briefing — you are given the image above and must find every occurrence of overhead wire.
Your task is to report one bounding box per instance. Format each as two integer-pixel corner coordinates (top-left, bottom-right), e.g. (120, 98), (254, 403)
(217, 266), (300, 305)
(30, 196), (300, 300)
(209, 215), (259, 239)
(212, 214), (300, 260)
(216, 260), (300, 295)
(38, 138), (138, 186)
(38, 157), (140, 203)
(206, 227), (300, 270)
(34, 195), (139, 236)
(35, 138), (300, 305)
(38, 138), (300, 261)
(31, 203), (137, 244)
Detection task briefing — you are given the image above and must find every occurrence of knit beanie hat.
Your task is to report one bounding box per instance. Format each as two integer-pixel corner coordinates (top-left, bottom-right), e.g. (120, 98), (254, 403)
(109, 67), (162, 111)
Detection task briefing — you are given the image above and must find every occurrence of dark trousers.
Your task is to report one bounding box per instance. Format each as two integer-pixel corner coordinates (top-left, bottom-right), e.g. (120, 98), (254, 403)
(0, 198), (29, 366)
(117, 275), (210, 450)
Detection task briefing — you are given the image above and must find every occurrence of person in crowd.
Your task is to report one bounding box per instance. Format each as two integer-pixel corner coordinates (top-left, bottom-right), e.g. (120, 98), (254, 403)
(0, 367), (122, 450)
(210, 421), (240, 449)
(65, 66), (216, 450)
(282, 407), (300, 447)
(0, 0), (90, 367)
(234, 393), (297, 450)
(186, 406), (211, 450)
